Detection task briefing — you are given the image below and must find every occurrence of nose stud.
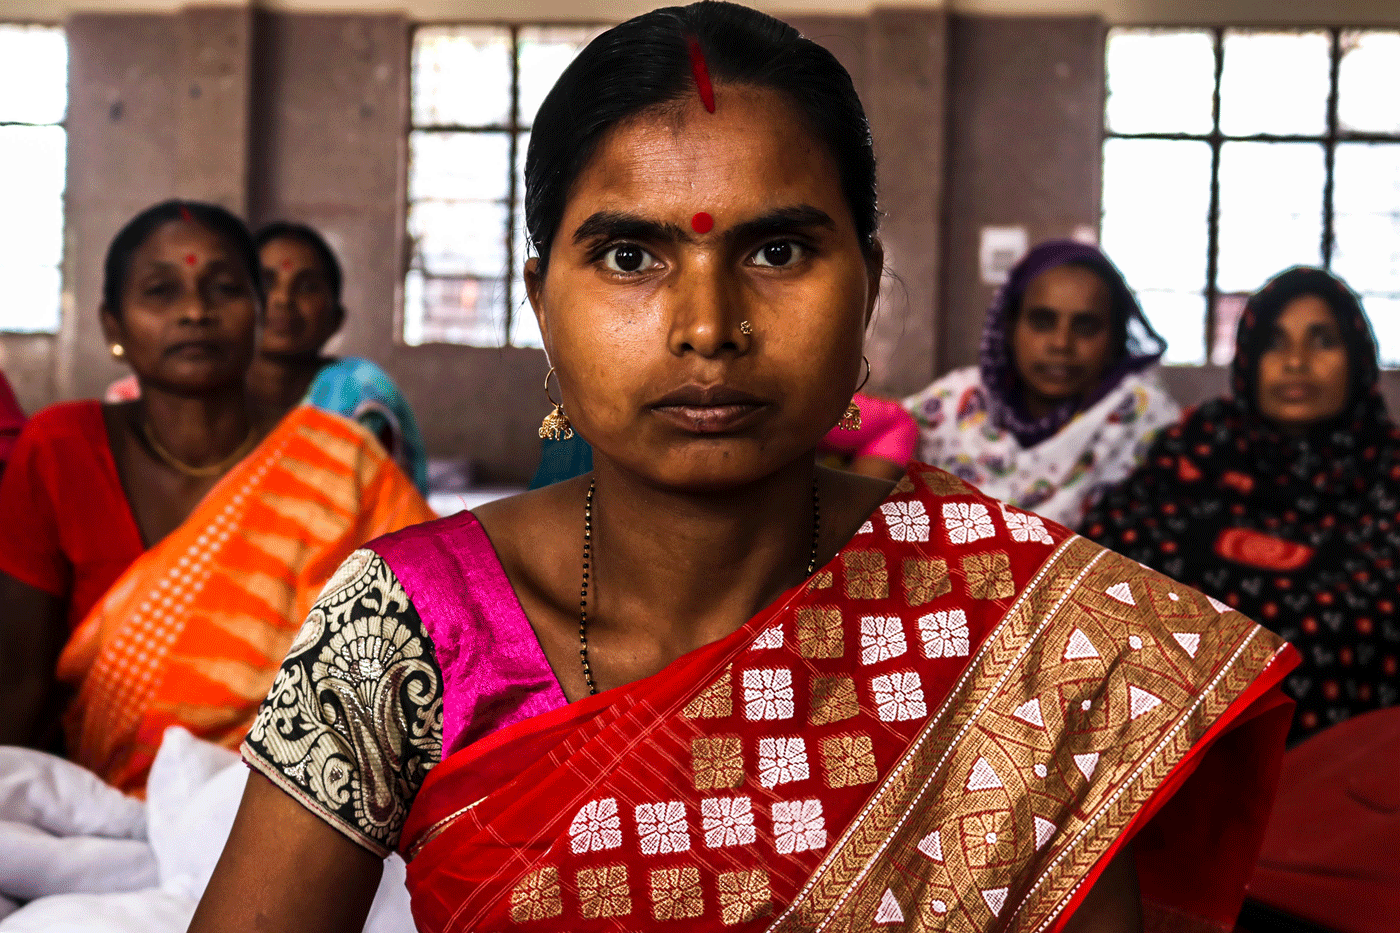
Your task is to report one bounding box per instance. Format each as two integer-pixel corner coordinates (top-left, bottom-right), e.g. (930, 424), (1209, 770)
(739, 320), (753, 335)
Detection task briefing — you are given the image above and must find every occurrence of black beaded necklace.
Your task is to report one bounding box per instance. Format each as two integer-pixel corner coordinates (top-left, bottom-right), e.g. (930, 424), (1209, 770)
(577, 476), (822, 696)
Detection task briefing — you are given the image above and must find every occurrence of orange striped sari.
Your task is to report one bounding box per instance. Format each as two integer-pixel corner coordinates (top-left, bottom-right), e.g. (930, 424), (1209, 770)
(55, 406), (435, 793)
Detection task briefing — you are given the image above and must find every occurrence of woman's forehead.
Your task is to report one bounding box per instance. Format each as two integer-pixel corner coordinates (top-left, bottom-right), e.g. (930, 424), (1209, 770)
(1276, 293), (1338, 328)
(1022, 265), (1112, 309)
(261, 236), (320, 268)
(563, 86), (847, 223)
(135, 220), (232, 263)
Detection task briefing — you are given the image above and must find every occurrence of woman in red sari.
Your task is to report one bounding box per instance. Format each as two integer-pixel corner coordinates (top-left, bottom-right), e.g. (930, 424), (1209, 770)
(193, 4), (1297, 931)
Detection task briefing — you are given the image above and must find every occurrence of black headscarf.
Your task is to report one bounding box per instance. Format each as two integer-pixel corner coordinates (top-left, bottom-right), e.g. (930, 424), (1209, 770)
(1084, 267), (1400, 743)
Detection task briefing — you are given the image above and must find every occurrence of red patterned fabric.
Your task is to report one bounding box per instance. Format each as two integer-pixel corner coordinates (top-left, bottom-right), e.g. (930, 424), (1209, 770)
(400, 467), (1296, 933)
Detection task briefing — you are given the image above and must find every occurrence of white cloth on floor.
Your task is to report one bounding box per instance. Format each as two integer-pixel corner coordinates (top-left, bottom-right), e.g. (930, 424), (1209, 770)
(0, 728), (416, 933)
(0, 745), (155, 901)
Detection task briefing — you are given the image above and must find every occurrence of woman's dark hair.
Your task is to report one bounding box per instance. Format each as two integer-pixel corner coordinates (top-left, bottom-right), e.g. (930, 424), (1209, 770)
(524, 0), (878, 271)
(102, 200), (263, 315)
(1233, 265), (1379, 409)
(255, 220), (344, 305)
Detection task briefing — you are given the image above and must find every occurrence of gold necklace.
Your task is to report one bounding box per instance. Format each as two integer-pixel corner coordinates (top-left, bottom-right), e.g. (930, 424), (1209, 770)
(577, 476), (821, 696)
(141, 420), (258, 478)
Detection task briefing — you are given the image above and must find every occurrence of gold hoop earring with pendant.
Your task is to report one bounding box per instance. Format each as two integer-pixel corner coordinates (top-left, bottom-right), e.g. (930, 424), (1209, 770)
(539, 367), (574, 441)
(838, 356), (870, 431)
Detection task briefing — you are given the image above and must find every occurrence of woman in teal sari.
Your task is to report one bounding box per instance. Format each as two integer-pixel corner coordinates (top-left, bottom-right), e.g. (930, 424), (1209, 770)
(252, 222), (429, 493)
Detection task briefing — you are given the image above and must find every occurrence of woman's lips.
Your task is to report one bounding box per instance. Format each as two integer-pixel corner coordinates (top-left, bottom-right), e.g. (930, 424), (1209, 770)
(1272, 383), (1320, 403)
(648, 385), (770, 434)
(651, 403), (766, 433)
(1030, 363), (1082, 384)
(165, 340), (223, 358)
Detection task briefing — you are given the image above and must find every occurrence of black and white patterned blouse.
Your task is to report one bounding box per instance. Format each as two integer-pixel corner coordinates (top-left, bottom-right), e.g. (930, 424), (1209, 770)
(243, 548), (444, 855)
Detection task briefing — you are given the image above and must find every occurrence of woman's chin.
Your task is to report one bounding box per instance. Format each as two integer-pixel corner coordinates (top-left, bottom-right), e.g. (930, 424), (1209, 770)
(143, 371), (246, 399)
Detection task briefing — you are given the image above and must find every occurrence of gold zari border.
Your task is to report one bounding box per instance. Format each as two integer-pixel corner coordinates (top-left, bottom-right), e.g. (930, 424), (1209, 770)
(768, 536), (1284, 933)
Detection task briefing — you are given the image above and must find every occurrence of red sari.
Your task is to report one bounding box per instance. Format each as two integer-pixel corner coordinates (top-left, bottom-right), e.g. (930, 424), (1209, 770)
(399, 467), (1296, 932)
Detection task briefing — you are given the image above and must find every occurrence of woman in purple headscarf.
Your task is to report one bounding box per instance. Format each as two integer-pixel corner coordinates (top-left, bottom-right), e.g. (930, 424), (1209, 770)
(904, 240), (1179, 529)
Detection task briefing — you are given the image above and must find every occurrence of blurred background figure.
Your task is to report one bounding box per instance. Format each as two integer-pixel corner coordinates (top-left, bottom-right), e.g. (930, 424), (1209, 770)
(904, 240), (1178, 529)
(251, 222), (429, 494)
(0, 200), (432, 792)
(107, 221), (429, 494)
(1085, 267), (1400, 744)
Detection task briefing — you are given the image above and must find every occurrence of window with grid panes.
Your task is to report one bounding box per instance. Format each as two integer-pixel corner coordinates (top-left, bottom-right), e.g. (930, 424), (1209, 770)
(405, 24), (604, 348)
(0, 24), (67, 333)
(1102, 29), (1400, 365)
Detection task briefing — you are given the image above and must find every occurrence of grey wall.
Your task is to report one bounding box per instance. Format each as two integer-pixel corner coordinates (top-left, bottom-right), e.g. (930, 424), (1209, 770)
(789, 11), (948, 398)
(939, 14), (1106, 373)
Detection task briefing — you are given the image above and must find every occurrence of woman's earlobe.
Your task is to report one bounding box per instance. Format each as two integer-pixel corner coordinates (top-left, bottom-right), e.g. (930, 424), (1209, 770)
(98, 303), (123, 346)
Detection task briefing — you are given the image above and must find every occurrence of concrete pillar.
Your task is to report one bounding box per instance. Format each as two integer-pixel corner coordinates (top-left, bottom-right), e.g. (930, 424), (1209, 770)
(939, 15), (1106, 373)
(864, 9), (949, 396)
(174, 6), (254, 214)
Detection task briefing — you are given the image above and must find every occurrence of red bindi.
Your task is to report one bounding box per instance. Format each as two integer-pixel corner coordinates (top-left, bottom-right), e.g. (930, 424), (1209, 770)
(691, 212), (714, 234)
(184, 253), (198, 266)
(281, 259), (294, 270)
(686, 35), (716, 114)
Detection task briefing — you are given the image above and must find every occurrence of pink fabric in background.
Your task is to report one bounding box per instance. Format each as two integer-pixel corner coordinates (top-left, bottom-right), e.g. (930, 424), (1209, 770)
(369, 512), (568, 757)
(818, 392), (919, 464)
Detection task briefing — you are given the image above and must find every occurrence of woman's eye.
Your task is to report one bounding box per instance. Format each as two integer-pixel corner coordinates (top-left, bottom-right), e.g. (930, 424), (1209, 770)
(1071, 316), (1106, 338)
(602, 244), (656, 274)
(750, 241), (805, 268)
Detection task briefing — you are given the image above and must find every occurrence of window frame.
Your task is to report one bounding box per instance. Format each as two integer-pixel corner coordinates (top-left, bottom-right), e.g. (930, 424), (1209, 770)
(403, 21), (605, 349)
(1103, 25), (1400, 364)
(0, 20), (67, 336)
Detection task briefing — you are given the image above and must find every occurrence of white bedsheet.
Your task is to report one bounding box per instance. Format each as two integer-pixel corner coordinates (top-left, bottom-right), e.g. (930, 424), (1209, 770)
(0, 728), (416, 932)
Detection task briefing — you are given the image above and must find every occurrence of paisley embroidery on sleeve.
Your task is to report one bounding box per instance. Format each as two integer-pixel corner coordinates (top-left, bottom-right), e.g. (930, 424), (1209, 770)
(245, 550), (443, 853)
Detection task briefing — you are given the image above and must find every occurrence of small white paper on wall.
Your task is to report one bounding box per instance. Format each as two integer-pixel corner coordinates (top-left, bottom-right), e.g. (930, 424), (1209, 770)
(978, 225), (1028, 286)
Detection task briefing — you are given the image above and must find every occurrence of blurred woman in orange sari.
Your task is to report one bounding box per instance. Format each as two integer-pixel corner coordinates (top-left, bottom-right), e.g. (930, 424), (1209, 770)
(0, 200), (433, 792)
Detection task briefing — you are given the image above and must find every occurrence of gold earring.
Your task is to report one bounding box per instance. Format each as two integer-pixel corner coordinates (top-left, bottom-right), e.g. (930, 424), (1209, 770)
(838, 356), (870, 431)
(110, 343), (124, 359)
(739, 320), (753, 335)
(538, 367), (574, 441)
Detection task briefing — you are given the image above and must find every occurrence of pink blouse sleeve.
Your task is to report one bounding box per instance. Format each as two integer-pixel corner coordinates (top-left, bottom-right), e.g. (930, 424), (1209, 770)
(819, 393), (919, 465)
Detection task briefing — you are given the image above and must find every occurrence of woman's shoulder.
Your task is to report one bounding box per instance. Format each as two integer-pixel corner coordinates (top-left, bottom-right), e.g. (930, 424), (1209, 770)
(1118, 365), (1179, 404)
(22, 398), (104, 436)
(6, 399), (108, 470)
(310, 356), (403, 400)
(365, 509), (487, 570)
(905, 366), (980, 403)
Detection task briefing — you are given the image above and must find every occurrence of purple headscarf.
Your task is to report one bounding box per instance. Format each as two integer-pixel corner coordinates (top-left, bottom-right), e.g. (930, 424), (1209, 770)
(979, 239), (1166, 448)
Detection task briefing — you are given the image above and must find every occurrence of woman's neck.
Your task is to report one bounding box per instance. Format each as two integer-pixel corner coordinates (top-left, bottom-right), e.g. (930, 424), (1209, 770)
(135, 383), (259, 467)
(1019, 387), (1067, 421)
(246, 353), (326, 414)
(582, 458), (886, 659)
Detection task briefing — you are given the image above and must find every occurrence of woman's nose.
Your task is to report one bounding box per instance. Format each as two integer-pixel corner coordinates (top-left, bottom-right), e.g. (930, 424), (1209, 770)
(179, 290), (217, 323)
(666, 263), (752, 358)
